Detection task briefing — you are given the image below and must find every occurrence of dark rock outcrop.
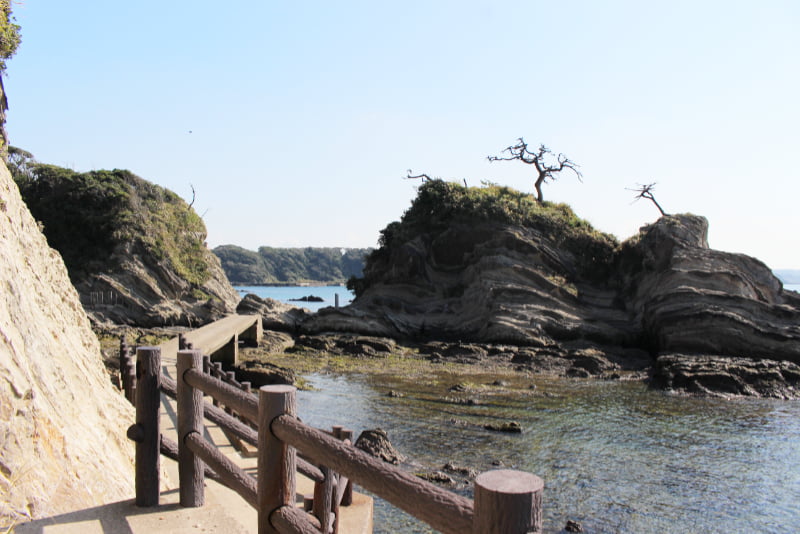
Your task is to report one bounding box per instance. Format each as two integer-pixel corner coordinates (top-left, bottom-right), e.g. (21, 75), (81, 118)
(233, 360), (296, 388)
(354, 429), (406, 464)
(237, 293), (309, 332)
(652, 354), (800, 399)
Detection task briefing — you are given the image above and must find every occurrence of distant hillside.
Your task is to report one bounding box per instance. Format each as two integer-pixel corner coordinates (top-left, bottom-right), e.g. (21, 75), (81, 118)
(213, 245), (372, 285)
(775, 269), (800, 284)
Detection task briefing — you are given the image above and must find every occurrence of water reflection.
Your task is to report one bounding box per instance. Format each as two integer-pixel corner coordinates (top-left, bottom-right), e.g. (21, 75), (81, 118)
(296, 371), (800, 533)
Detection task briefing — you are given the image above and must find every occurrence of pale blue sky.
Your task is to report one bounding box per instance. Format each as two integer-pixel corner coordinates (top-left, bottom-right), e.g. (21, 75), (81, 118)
(6, 1), (800, 268)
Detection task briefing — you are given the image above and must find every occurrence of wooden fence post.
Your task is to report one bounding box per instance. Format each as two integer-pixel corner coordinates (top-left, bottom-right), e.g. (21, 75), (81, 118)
(118, 338), (128, 391)
(177, 349), (205, 507)
(258, 385), (297, 534)
(339, 428), (354, 507)
(134, 346), (161, 507)
(473, 469), (544, 534)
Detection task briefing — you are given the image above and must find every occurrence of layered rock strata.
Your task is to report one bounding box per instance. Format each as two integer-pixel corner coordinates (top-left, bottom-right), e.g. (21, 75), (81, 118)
(302, 212), (800, 397)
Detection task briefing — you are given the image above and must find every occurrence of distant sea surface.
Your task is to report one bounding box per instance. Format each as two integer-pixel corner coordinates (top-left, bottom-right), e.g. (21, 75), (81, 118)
(787, 283), (800, 293)
(234, 284), (354, 312)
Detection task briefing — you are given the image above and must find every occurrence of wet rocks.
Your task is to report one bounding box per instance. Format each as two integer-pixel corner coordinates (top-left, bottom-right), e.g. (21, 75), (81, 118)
(233, 360), (296, 387)
(237, 293), (309, 333)
(354, 429), (406, 464)
(294, 334), (396, 358)
(651, 354), (800, 399)
(565, 519), (585, 532)
(415, 471), (455, 485)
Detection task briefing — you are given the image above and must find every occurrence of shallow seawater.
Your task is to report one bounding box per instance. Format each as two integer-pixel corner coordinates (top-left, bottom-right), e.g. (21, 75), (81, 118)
(294, 371), (800, 533)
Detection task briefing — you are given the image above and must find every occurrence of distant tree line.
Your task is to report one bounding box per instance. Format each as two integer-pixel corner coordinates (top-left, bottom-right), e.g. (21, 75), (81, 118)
(213, 245), (372, 285)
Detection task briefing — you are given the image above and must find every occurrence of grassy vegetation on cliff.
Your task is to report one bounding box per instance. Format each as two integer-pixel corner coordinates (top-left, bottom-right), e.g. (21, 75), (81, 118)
(13, 161), (210, 285)
(350, 180), (619, 295)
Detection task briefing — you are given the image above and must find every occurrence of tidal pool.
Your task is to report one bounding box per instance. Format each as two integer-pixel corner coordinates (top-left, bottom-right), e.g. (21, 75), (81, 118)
(294, 370), (800, 533)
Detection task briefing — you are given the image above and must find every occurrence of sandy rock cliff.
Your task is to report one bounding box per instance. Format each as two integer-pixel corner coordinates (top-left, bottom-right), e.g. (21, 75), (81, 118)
(0, 162), (134, 526)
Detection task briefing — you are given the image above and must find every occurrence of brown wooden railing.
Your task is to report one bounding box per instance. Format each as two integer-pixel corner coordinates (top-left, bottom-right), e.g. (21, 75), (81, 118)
(124, 345), (545, 534)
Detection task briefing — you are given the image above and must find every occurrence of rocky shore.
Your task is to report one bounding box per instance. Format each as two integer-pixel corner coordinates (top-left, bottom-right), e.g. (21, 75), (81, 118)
(233, 187), (800, 399)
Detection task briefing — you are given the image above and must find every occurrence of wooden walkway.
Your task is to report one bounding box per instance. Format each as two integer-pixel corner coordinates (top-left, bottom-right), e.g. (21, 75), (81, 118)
(160, 314), (262, 366)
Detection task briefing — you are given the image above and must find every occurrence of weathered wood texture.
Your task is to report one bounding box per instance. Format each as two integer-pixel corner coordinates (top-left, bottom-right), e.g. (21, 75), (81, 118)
(270, 505), (322, 534)
(259, 385), (297, 534)
(161, 374), (323, 483)
(473, 469), (544, 534)
(272, 414), (474, 534)
(185, 432), (258, 508)
(134, 346), (161, 507)
(184, 368), (258, 421)
(177, 350), (205, 507)
(313, 465), (334, 533)
(160, 434), (221, 482)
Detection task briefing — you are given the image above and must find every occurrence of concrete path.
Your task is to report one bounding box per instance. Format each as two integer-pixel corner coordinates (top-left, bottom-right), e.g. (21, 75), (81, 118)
(14, 327), (373, 534)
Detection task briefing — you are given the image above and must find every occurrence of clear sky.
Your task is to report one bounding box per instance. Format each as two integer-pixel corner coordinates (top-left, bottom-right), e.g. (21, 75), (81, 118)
(6, 1), (800, 269)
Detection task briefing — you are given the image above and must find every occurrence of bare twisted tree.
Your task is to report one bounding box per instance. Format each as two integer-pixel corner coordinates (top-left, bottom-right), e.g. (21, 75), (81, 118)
(629, 182), (667, 216)
(488, 138), (582, 203)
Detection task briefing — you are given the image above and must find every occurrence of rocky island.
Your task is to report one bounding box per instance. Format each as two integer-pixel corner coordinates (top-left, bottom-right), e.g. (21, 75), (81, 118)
(289, 180), (800, 398)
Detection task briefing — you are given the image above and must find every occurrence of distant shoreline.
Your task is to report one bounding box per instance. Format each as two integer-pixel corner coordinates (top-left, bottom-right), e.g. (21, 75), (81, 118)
(234, 281), (346, 288)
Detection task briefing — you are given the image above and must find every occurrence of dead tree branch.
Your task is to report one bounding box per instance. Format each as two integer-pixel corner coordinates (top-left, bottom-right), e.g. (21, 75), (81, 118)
(629, 182), (667, 216)
(488, 138), (582, 203)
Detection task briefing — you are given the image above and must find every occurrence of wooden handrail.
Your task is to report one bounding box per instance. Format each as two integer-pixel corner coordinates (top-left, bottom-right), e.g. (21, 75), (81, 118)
(272, 413), (474, 534)
(129, 341), (545, 533)
(184, 367), (258, 422)
(161, 374), (326, 484)
(185, 432), (258, 508)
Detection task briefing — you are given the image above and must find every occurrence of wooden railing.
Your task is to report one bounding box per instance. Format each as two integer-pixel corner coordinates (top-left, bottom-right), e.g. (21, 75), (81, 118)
(124, 345), (545, 533)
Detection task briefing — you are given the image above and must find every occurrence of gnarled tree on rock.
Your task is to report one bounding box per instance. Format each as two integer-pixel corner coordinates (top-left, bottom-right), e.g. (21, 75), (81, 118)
(488, 138), (581, 203)
(629, 182), (667, 216)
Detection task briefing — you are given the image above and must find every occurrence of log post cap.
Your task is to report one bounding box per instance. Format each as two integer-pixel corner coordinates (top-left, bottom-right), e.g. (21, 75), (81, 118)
(259, 385), (297, 395)
(475, 469), (544, 494)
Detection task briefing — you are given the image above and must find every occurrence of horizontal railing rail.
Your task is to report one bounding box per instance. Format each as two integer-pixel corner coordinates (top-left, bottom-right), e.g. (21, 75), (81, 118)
(126, 342), (545, 533)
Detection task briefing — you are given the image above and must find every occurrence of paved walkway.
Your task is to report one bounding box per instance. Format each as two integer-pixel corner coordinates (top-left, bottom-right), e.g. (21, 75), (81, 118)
(14, 328), (373, 534)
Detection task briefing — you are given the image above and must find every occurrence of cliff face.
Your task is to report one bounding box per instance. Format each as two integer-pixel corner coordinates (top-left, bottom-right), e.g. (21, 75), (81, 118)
(14, 164), (239, 327)
(0, 162), (134, 525)
(302, 182), (800, 395)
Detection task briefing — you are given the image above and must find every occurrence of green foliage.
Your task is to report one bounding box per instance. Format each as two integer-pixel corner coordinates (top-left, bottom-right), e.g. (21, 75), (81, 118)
(0, 0), (20, 72)
(15, 163), (210, 286)
(213, 245), (371, 285)
(359, 179), (619, 290)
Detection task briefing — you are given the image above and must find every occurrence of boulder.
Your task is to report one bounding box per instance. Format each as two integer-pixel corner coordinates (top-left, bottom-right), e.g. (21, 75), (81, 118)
(354, 429), (406, 465)
(233, 360), (296, 388)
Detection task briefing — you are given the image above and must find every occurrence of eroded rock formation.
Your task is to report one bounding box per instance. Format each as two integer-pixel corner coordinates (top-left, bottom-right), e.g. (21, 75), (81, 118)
(301, 186), (800, 398)
(0, 162), (134, 525)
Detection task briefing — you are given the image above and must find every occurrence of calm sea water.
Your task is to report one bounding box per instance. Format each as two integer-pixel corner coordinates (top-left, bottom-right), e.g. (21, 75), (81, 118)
(786, 283), (800, 293)
(241, 284), (800, 532)
(234, 285), (354, 312)
(295, 372), (800, 534)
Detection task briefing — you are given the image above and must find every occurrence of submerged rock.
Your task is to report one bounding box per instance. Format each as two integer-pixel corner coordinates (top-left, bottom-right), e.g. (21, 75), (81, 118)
(484, 421), (523, 433)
